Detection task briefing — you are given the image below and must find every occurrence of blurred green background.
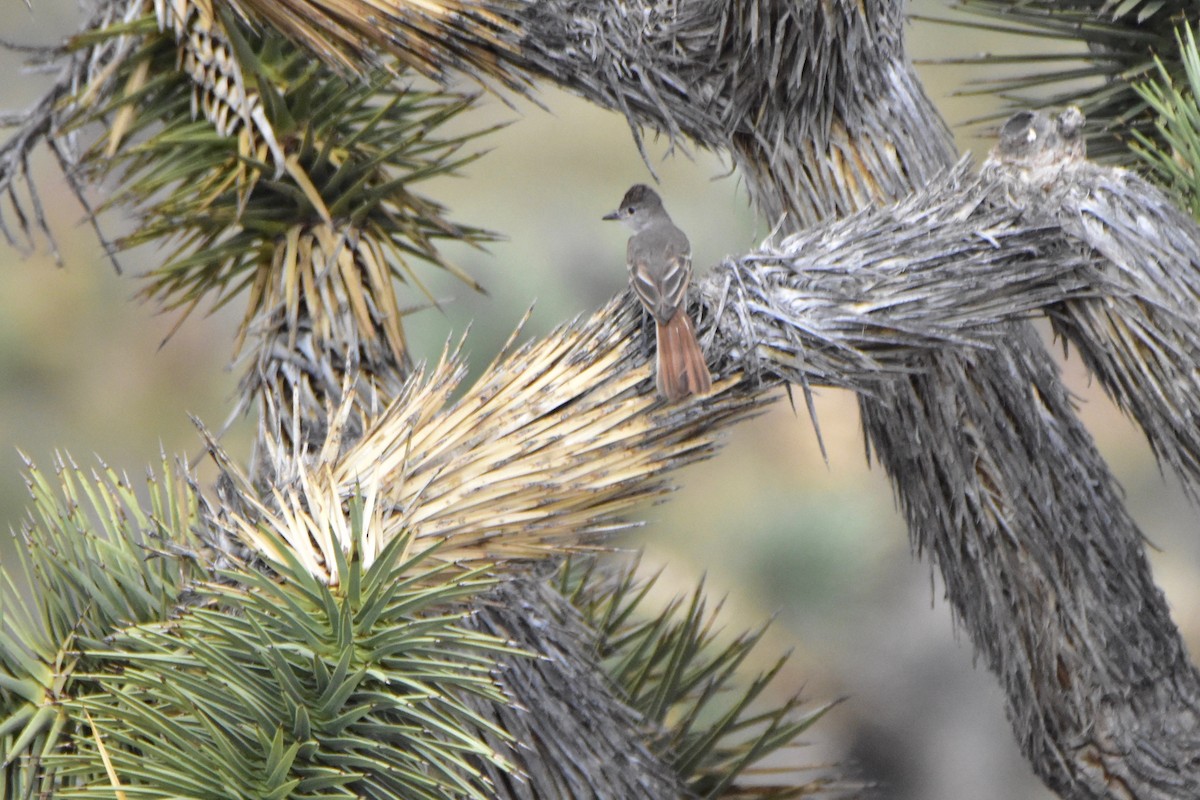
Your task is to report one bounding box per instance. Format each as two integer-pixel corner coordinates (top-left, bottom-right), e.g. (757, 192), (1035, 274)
(2, 2), (1198, 799)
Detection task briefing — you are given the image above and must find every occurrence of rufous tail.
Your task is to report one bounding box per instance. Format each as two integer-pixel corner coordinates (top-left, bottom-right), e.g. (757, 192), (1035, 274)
(654, 309), (713, 402)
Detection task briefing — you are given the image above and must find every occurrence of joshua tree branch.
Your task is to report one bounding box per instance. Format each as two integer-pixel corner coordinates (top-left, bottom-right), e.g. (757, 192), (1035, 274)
(375, 139), (1200, 795)
(983, 108), (1200, 503)
(514, 0), (955, 224)
(686, 126), (1200, 797)
(224, 0), (954, 225)
(316, 144), (1200, 797)
(502, 0), (1200, 793)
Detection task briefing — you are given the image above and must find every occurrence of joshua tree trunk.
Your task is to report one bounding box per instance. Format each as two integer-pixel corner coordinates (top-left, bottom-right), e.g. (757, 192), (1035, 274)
(507, 2), (1200, 796)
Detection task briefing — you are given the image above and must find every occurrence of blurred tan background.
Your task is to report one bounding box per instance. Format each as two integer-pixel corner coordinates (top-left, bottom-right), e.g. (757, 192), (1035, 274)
(2, 2), (1198, 798)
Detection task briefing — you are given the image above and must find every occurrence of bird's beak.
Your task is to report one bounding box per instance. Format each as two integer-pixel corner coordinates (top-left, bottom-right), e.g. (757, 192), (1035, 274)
(601, 210), (619, 221)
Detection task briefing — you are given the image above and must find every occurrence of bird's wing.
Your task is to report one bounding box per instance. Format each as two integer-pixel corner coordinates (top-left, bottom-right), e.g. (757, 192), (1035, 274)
(628, 228), (691, 323)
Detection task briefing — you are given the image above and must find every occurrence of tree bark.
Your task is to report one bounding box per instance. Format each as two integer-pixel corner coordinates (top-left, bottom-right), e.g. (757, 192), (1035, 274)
(461, 573), (695, 799)
(518, 0), (955, 224)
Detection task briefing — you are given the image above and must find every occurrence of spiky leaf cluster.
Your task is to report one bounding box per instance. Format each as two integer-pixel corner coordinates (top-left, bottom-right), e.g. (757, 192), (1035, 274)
(1, 457), (206, 796)
(559, 557), (837, 800)
(1, 458), (516, 798)
(56, 538), (512, 798)
(1132, 23), (1200, 219)
(933, 1), (1194, 165)
(231, 0), (526, 87)
(151, 0), (286, 169)
(71, 7), (493, 357)
(216, 299), (766, 584)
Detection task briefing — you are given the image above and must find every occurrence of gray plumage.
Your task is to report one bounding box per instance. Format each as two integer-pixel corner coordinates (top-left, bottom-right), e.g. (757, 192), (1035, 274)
(611, 185), (691, 324)
(605, 184), (712, 401)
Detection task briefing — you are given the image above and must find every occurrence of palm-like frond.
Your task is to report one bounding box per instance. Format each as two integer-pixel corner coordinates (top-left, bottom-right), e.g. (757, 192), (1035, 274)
(215, 299), (766, 585)
(1, 456), (205, 797)
(51, 526), (513, 799)
(71, 9), (494, 362)
(559, 556), (840, 799)
(230, 0), (527, 89)
(926, 1), (1193, 164)
(1132, 23), (1200, 219)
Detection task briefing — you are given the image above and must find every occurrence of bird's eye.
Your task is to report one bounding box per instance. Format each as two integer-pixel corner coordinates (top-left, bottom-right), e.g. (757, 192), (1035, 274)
(624, 206), (634, 215)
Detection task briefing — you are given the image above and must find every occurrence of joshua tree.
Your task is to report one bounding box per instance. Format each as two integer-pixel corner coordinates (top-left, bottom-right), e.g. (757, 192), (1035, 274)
(4, 1), (1200, 799)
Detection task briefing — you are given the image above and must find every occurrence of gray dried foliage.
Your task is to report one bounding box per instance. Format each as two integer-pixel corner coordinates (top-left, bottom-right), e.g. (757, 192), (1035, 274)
(0, 0), (950, 249)
(517, 0), (955, 224)
(984, 108), (1200, 503)
(0, 1), (136, 268)
(687, 107), (1200, 795)
(708, 161), (1094, 385)
(461, 574), (693, 799)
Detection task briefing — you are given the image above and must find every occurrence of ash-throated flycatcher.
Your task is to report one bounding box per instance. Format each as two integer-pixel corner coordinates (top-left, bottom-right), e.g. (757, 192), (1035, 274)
(603, 184), (712, 401)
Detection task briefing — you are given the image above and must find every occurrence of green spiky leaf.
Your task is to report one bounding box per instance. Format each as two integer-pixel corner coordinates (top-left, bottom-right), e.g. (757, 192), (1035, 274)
(68, 10), (497, 356)
(45, 509), (514, 798)
(559, 556), (837, 799)
(1132, 22), (1200, 219)
(1, 454), (206, 797)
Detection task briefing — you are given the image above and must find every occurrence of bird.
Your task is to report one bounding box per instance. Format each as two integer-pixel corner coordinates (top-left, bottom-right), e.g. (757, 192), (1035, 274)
(603, 184), (713, 402)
